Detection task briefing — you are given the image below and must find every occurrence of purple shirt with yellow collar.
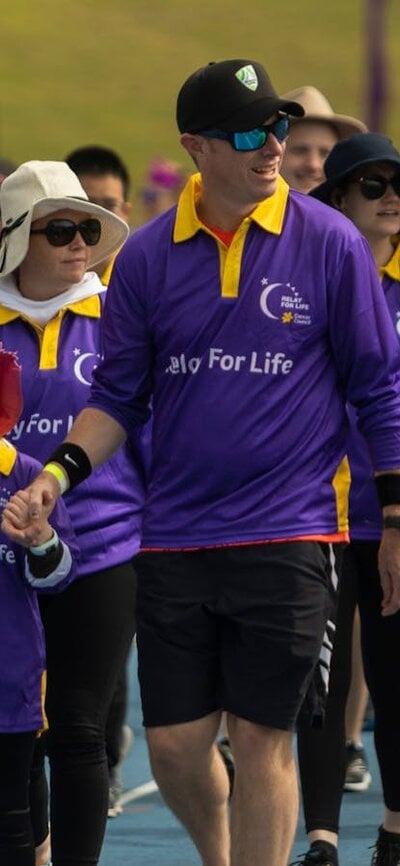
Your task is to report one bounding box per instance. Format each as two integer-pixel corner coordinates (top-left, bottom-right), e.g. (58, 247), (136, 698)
(0, 289), (146, 574)
(89, 175), (400, 549)
(347, 239), (400, 540)
(0, 439), (78, 731)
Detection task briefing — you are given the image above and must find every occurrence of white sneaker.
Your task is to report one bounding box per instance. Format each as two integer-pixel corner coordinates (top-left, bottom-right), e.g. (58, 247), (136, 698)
(344, 741), (371, 792)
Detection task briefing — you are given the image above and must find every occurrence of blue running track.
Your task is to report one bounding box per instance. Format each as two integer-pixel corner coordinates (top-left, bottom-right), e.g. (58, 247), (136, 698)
(99, 650), (381, 866)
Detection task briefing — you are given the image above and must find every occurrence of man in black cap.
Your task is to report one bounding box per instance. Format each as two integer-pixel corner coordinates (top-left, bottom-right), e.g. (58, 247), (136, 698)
(10, 59), (400, 866)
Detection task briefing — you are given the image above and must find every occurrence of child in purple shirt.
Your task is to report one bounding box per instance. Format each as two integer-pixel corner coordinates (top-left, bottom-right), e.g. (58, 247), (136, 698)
(0, 344), (79, 866)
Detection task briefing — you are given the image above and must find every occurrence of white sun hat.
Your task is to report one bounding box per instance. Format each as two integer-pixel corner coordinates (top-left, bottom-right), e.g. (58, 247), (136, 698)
(0, 160), (130, 276)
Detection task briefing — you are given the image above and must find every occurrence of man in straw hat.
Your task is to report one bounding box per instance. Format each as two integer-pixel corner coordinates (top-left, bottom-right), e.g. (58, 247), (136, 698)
(7, 60), (400, 866)
(280, 85), (367, 193)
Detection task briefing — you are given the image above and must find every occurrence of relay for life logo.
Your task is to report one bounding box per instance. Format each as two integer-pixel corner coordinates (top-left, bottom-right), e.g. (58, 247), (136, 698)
(166, 347), (294, 376)
(259, 278), (312, 326)
(10, 347), (101, 442)
(165, 276), (312, 377)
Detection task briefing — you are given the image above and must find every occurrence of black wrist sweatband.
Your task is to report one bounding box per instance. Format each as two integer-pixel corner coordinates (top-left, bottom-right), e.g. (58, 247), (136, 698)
(27, 542), (63, 578)
(375, 473), (400, 507)
(47, 443), (92, 492)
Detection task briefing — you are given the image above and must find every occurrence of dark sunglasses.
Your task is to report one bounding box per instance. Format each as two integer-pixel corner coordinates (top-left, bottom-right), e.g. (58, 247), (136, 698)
(199, 116), (290, 152)
(349, 174), (400, 200)
(30, 218), (102, 246)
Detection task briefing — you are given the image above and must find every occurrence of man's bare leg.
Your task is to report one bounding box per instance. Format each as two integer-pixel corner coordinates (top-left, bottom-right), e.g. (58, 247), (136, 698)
(228, 715), (299, 866)
(146, 711), (230, 866)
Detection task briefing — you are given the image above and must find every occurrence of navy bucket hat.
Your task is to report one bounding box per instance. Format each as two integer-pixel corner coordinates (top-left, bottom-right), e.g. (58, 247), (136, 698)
(310, 133), (400, 203)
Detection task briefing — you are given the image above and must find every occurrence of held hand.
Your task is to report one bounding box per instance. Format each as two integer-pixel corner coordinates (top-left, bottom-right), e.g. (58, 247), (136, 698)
(1, 470), (61, 547)
(2, 489), (33, 546)
(1, 488), (53, 548)
(378, 529), (400, 616)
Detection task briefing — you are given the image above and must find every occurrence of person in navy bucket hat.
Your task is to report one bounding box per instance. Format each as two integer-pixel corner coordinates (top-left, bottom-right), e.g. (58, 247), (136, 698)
(310, 132), (400, 204)
(296, 132), (400, 866)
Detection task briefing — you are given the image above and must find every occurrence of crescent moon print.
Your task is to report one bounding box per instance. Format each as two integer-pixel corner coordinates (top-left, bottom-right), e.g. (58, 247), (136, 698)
(259, 283), (282, 319)
(73, 352), (99, 386)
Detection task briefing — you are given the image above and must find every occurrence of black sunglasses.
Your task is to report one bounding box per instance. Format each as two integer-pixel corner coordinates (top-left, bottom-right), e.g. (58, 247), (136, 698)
(30, 218), (102, 247)
(349, 174), (400, 200)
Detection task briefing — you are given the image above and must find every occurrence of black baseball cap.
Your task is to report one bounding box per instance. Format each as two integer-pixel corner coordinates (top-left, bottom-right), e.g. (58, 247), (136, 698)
(310, 133), (400, 203)
(176, 59), (304, 133)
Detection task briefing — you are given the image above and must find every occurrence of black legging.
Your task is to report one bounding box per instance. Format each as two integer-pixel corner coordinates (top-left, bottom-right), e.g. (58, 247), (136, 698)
(106, 661), (130, 771)
(0, 731), (36, 866)
(37, 562), (136, 866)
(297, 547), (358, 833)
(29, 735), (49, 848)
(298, 539), (400, 832)
(355, 540), (400, 812)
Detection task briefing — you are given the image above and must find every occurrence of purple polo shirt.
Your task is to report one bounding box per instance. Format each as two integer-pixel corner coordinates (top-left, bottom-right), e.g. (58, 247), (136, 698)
(0, 442), (78, 732)
(347, 242), (400, 540)
(89, 175), (400, 548)
(0, 292), (146, 573)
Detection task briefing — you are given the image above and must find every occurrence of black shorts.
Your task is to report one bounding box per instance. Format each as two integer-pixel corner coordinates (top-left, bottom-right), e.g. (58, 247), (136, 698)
(135, 542), (339, 731)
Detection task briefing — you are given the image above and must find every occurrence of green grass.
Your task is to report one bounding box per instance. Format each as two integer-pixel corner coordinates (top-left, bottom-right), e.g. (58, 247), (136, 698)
(1, 0), (399, 217)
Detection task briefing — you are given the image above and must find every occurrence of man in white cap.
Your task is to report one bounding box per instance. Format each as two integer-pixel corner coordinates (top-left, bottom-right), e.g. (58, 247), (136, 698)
(280, 86), (367, 193)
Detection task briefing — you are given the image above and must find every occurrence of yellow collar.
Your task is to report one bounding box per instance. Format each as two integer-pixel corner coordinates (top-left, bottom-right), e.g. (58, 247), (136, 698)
(0, 293), (102, 325)
(379, 238), (400, 281)
(173, 172), (289, 243)
(0, 438), (17, 475)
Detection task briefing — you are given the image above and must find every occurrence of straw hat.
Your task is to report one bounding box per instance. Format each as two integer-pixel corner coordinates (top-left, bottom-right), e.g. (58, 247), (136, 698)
(281, 86), (367, 138)
(0, 160), (129, 276)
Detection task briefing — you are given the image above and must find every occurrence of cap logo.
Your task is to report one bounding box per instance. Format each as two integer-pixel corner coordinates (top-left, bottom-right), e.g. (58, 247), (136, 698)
(235, 64), (258, 91)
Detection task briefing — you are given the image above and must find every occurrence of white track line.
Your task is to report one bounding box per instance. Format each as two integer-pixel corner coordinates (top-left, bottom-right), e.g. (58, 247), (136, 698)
(120, 779), (159, 805)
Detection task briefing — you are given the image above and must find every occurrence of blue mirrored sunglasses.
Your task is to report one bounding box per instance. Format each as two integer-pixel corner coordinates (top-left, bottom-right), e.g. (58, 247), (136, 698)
(199, 116), (290, 151)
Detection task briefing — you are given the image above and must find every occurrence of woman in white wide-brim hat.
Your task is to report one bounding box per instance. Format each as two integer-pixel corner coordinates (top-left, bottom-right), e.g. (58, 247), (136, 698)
(0, 161), (144, 866)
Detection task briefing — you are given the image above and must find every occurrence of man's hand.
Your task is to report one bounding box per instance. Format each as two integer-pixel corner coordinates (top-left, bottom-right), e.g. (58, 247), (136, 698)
(378, 529), (400, 615)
